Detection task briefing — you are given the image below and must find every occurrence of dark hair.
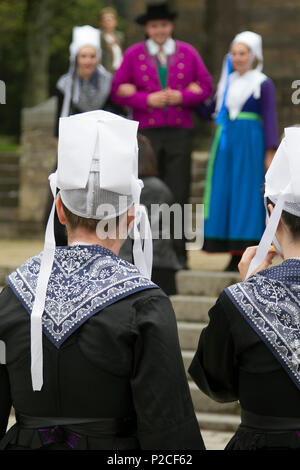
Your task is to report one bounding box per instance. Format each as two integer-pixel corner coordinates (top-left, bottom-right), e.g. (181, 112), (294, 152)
(267, 198), (300, 240)
(137, 134), (158, 177)
(61, 201), (99, 232)
(61, 201), (122, 236)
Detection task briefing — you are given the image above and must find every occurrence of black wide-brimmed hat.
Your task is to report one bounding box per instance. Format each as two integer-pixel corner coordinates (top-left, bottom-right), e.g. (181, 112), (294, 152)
(135, 2), (178, 25)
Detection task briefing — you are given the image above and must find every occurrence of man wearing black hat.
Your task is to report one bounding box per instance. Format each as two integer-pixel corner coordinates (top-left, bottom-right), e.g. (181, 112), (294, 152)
(112, 2), (213, 268)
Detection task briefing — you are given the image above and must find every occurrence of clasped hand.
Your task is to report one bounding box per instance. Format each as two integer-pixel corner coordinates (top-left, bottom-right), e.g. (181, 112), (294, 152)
(147, 89), (182, 107)
(117, 81), (203, 108)
(147, 82), (203, 108)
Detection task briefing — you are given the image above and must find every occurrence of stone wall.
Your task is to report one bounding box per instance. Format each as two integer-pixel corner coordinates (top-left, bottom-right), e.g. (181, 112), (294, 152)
(245, 1), (300, 132)
(209, 0), (300, 134)
(18, 97), (57, 235)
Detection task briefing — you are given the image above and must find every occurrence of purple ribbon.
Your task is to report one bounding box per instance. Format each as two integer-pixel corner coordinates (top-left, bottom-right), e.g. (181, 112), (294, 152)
(38, 426), (82, 449)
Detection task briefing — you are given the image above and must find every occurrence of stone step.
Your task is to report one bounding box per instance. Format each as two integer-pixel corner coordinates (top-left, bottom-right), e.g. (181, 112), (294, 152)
(191, 181), (205, 198)
(182, 350), (194, 375)
(0, 208), (19, 221)
(0, 193), (19, 206)
(190, 154), (207, 189)
(0, 187), (19, 195)
(0, 194), (19, 206)
(192, 152), (209, 170)
(171, 295), (216, 322)
(0, 220), (43, 239)
(176, 270), (241, 297)
(0, 225), (42, 239)
(177, 322), (205, 350)
(189, 196), (203, 205)
(189, 382), (239, 415)
(0, 153), (20, 165)
(0, 153), (20, 214)
(196, 412), (240, 433)
(7, 410), (16, 431)
(0, 176), (19, 187)
(191, 167), (206, 183)
(0, 164), (19, 177)
(0, 221), (21, 239)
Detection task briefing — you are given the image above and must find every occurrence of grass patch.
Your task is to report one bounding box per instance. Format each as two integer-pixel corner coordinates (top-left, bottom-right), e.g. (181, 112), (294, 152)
(0, 135), (19, 153)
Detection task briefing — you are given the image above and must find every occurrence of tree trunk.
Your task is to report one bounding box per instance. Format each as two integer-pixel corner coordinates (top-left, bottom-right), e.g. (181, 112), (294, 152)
(23, 0), (52, 108)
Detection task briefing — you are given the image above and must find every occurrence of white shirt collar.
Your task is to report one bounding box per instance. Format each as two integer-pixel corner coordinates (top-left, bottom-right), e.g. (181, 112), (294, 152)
(146, 38), (176, 56)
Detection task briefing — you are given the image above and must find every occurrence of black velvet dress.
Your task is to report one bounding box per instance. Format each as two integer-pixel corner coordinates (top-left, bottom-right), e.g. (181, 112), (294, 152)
(0, 246), (204, 450)
(189, 261), (300, 450)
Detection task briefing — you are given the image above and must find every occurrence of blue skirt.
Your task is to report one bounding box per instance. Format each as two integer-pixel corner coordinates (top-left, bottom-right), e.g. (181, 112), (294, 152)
(203, 113), (266, 253)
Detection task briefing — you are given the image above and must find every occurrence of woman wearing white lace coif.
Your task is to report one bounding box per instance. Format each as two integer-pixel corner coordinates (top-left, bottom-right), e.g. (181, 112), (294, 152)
(50, 26), (113, 245)
(189, 127), (300, 450)
(55, 25), (113, 137)
(203, 31), (278, 271)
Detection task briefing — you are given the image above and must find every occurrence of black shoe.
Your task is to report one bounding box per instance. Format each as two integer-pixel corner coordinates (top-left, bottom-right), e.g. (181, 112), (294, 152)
(224, 255), (241, 272)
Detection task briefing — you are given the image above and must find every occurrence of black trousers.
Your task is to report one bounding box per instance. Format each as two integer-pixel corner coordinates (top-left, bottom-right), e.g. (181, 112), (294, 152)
(141, 127), (193, 268)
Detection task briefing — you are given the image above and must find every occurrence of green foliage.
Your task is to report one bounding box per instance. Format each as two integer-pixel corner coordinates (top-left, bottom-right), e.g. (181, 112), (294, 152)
(0, 1), (27, 136)
(0, 135), (19, 152)
(0, 0), (129, 137)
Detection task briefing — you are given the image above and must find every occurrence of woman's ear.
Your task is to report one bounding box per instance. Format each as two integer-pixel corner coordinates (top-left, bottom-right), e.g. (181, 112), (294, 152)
(56, 196), (67, 226)
(267, 204), (274, 217)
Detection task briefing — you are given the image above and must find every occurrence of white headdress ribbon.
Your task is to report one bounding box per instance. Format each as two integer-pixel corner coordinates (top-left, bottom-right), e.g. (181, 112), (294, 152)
(30, 111), (153, 391)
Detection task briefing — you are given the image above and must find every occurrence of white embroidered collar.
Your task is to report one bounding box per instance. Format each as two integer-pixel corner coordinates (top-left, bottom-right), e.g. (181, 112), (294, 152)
(146, 38), (176, 56)
(225, 69), (267, 120)
(226, 260), (300, 392)
(7, 245), (156, 348)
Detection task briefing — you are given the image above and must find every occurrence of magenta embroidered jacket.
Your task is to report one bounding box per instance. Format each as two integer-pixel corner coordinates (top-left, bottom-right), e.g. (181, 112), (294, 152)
(111, 40), (213, 129)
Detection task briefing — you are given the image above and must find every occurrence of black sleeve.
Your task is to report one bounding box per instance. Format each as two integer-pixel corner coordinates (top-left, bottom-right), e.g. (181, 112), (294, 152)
(188, 293), (239, 403)
(0, 365), (12, 439)
(131, 294), (204, 450)
(194, 96), (216, 121)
